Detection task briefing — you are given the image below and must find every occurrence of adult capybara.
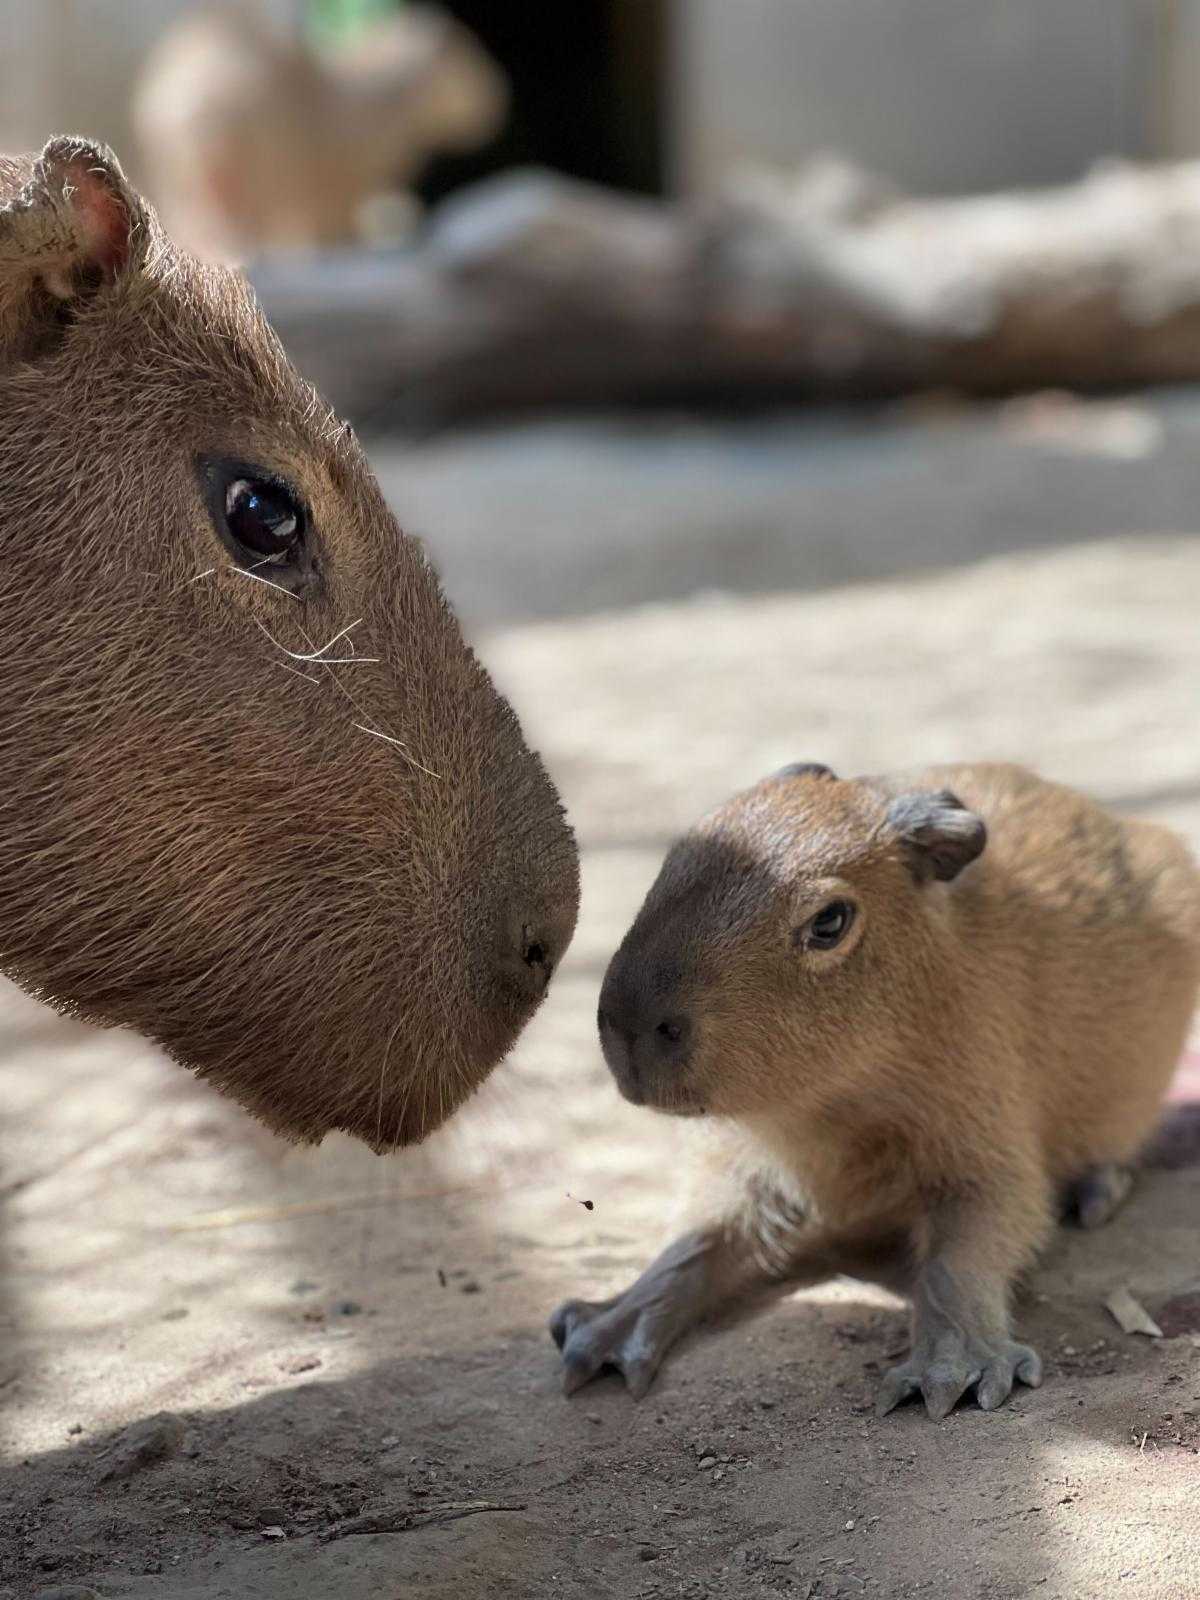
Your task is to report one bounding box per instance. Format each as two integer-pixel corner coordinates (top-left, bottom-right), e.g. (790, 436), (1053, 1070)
(0, 136), (578, 1149)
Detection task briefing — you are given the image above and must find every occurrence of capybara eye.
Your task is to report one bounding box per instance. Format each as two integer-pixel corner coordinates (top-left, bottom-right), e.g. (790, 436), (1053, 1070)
(800, 900), (856, 952)
(224, 477), (304, 563)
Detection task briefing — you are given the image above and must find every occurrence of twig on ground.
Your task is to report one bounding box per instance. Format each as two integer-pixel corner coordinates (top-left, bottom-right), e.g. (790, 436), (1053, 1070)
(322, 1499), (526, 1541)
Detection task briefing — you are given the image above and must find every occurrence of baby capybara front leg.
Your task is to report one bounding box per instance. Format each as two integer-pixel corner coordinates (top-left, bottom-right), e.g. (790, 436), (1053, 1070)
(875, 1187), (1050, 1422)
(550, 1157), (906, 1400)
(551, 1131), (801, 1398)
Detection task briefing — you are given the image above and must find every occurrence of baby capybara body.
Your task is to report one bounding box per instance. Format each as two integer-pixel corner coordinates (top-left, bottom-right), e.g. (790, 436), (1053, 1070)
(553, 762), (1200, 1419)
(0, 137), (577, 1148)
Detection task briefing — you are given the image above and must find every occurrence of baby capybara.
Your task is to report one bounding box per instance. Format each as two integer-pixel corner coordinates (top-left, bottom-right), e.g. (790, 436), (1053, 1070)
(553, 762), (1199, 1419)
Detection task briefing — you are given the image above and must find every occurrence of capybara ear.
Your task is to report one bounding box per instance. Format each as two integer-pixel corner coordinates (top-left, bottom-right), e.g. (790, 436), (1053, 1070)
(0, 137), (149, 344)
(772, 762), (837, 783)
(887, 789), (987, 883)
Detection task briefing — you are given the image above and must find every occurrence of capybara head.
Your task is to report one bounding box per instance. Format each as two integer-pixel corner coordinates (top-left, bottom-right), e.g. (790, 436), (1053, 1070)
(598, 763), (985, 1119)
(0, 137), (578, 1148)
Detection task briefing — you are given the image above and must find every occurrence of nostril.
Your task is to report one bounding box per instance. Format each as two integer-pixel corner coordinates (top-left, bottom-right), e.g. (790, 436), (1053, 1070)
(655, 1016), (687, 1048)
(522, 939), (548, 969)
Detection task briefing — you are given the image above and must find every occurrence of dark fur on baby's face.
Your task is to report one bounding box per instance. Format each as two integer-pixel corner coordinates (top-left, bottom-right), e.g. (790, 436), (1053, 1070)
(0, 139), (578, 1148)
(598, 765), (983, 1120)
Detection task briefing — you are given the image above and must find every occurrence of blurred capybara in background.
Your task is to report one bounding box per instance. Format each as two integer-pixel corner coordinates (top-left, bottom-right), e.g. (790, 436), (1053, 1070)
(0, 136), (578, 1149)
(133, 5), (509, 259)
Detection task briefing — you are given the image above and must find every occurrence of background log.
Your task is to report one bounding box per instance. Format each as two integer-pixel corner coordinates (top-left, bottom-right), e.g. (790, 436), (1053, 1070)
(253, 157), (1200, 429)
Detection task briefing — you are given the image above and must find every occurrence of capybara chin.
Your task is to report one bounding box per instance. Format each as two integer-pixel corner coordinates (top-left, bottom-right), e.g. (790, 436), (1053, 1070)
(552, 761), (1200, 1420)
(0, 137), (578, 1149)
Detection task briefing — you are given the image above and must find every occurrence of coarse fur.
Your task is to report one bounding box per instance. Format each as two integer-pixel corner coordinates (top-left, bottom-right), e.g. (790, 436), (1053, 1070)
(552, 762), (1200, 1419)
(0, 137), (578, 1151)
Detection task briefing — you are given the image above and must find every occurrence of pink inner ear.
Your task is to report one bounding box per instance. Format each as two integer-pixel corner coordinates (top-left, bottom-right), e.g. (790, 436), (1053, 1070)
(62, 156), (132, 280)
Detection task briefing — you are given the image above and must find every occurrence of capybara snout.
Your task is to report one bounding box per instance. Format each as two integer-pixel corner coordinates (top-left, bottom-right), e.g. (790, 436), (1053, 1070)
(0, 137), (578, 1147)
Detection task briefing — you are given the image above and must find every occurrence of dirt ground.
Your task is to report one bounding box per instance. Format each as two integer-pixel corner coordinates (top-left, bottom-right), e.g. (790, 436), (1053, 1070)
(2, 521), (1199, 1597)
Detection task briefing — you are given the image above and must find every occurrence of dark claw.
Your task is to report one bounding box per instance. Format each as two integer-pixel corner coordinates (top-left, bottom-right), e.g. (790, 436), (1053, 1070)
(548, 1300), (578, 1351)
(874, 1371), (918, 1417)
(562, 1349), (602, 1395)
(921, 1361), (979, 1422)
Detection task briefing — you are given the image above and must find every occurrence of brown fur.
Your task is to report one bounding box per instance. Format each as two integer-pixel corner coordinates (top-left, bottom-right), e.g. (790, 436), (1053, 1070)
(553, 762), (1200, 1417)
(0, 137), (578, 1151)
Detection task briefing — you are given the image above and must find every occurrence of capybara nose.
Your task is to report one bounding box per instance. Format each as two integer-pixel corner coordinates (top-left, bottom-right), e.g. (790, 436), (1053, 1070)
(598, 996), (690, 1058)
(597, 1003), (641, 1101)
(597, 988), (692, 1105)
(650, 1013), (691, 1061)
(500, 914), (563, 999)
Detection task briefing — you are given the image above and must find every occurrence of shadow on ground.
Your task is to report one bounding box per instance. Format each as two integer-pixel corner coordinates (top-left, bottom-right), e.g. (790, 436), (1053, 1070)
(2, 1150), (1199, 1599)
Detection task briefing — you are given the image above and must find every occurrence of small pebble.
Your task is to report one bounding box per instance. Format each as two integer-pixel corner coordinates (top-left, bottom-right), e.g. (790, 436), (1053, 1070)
(280, 1353), (322, 1376)
(844, 1518), (856, 1531)
(697, 1455), (717, 1470)
(260, 1525), (286, 1540)
(459, 1279), (481, 1295)
(332, 1300), (362, 1317)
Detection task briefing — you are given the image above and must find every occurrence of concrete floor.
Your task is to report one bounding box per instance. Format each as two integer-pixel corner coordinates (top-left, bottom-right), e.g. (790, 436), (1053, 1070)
(370, 390), (1200, 627)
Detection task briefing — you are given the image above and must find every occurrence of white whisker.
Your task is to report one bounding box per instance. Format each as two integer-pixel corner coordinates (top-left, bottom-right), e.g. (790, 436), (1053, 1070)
(275, 661), (322, 685)
(353, 723), (442, 780)
(190, 568), (216, 582)
(232, 565), (302, 600)
(291, 618), (365, 659)
(253, 615), (375, 662)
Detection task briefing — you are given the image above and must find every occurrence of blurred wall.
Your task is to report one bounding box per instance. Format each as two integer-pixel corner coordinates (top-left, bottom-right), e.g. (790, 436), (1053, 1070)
(4, 0), (1200, 212)
(671, 0), (1163, 196)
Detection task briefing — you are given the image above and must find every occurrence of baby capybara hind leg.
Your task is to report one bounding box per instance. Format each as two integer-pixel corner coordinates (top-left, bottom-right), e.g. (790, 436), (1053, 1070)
(1062, 1163), (1135, 1230)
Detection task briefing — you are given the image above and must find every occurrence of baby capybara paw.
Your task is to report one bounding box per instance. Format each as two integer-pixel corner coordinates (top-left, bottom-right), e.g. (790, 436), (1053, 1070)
(875, 1334), (1043, 1421)
(550, 1295), (669, 1401)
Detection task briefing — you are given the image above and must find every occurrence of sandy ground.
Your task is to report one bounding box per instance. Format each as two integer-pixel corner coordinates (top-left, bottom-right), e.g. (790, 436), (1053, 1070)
(1, 479), (1199, 1594)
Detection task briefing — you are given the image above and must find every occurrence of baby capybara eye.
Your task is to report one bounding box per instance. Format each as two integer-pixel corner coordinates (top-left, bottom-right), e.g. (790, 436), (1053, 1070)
(797, 900), (856, 951)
